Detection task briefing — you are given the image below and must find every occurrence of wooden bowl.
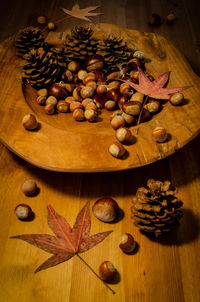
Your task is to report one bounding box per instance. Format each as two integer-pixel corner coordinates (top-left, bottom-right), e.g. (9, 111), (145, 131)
(0, 23), (200, 172)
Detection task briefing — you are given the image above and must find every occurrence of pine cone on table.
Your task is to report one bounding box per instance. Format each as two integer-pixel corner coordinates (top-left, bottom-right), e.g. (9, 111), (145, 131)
(15, 27), (45, 58)
(22, 47), (61, 89)
(98, 35), (134, 72)
(131, 179), (183, 237)
(64, 25), (99, 62)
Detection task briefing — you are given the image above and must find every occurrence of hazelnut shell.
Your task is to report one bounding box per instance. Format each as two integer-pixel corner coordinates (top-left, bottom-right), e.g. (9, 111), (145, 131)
(92, 197), (119, 222)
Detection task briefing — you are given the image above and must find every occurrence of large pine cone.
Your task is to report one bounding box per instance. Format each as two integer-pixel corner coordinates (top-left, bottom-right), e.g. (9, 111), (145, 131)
(23, 47), (61, 89)
(99, 35), (134, 71)
(131, 179), (183, 237)
(15, 27), (45, 58)
(64, 25), (99, 62)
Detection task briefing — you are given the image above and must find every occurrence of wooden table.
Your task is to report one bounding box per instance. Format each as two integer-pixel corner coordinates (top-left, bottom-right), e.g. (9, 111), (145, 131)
(0, 1), (200, 301)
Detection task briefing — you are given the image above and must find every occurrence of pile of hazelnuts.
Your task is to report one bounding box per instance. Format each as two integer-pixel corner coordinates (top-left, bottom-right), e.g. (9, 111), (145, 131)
(34, 53), (185, 159)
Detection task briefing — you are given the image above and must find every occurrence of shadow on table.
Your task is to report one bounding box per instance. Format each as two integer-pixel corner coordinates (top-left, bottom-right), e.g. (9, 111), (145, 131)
(141, 208), (200, 246)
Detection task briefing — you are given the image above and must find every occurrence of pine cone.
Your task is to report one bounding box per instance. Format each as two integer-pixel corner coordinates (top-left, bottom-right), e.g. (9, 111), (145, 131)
(23, 47), (61, 89)
(51, 47), (70, 69)
(64, 25), (99, 62)
(99, 35), (134, 71)
(15, 27), (45, 58)
(131, 179), (183, 237)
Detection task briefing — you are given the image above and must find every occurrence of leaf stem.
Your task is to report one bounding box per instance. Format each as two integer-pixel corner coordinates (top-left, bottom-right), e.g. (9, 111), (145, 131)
(136, 95), (149, 135)
(76, 253), (116, 295)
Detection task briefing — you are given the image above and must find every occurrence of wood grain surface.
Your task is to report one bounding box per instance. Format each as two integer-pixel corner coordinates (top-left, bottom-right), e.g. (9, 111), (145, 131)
(0, 1), (200, 302)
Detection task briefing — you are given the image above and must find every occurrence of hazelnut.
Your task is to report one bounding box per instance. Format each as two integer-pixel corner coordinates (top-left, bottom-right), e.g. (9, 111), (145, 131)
(37, 15), (47, 24)
(49, 83), (68, 100)
(36, 95), (46, 105)
(130, 92), (144, 104)
(107, 71), (121, 81)
(65, 96), (75, 105)
(169, 92), (184, 106)
(63, 83), (76, 94)
(46, 96), (57, 106)
(119, 233), (136, 253)
(94, 70), (106, 82)
(144, 101), (161, 113)
(166, 13), (175, 24)
(80, 86), (95, 99)
(92, 197), (119, 222)
(82, 98), (93, 108)
(148, 13), (162, 25)
(73, 108), (85, 121)
(48, 21), (55, 30)
(85, 102), (97, 111)
(108, 81), (120, 90)
(140, 109), (151, 122)
(57, 100), (69, 113)
(122, 112), (135, 125)
(22, 114), (38, 130)
(37, 88), (48, 97)
(73, 87), (83, 102)
(77, 69), (88, 81)
(83, 72), (96, 84)
(84, 109), (98, 122)
(99, 261), (116, 281)
(86, 80), (97, 90)
(94, 94), (107, 108)
(62, 70), (73, 82)
(44, 103), (55, 114)
(130, 70), (139, 81)
(128, 58), (142, 70)
(115, 127), (133, 144)
(22, 179), (37, 196)
(70, 101), (83, 112)
(105, 100), (116, 111)
(152, 126), (168, 143)
(111, 115), (125, 130)
(108, 141), (126, 158)
(106, 89), (119, 102)
(122, 101), (141, 115)
(133, 50), (145, 60)
(120, 83), (131, 94)
(68, 61), (80, 72)
(15, 204), (32, 220)
(86, 55), (104, 71)
(96, 84), (107, 94)
(110, 110), (122, 120)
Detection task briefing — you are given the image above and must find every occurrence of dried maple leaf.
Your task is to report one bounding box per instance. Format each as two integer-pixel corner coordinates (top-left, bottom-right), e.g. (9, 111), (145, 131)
(122, 68), (190, 99)
(10, 202), (112, 273)
(61, 4), (103, 22)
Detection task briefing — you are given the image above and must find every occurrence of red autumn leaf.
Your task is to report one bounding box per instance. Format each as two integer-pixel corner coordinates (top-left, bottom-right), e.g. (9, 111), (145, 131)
(122, 68), (190, 99)
(11, 202), (112, 273)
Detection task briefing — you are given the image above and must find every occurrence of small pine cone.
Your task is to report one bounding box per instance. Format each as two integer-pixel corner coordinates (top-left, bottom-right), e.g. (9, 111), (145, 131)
(64, 25), (99, 62)
(23, 47), (61, 89)
(51, 46), (70, 68)
(99, 35), (134, 71)
(15, 27), (45, 58)
(131, 179), (183, 237)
